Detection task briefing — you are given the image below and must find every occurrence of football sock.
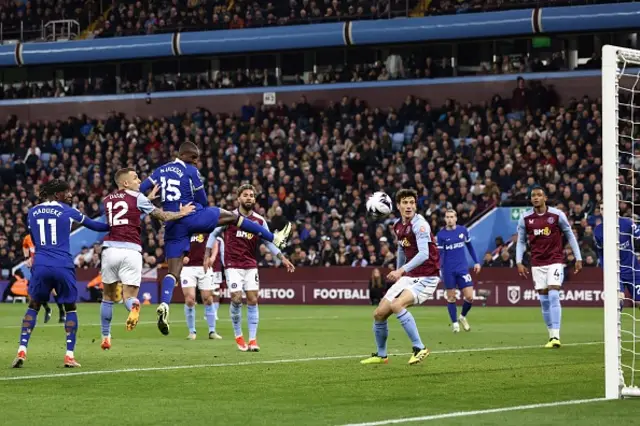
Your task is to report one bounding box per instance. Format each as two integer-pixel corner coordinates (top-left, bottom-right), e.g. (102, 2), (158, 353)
(237, 217), (274, 241)
(100, 300), (113, 337)
(57, 303), (65, 316)
(396, 309), (424, 349)
(42, 302), (50, 311)
(213, 301), (220, 312)
(373, 320), (388, 357)
(65, 311), (78, 353)
(230, 301), (243, 337)
(124, 297), (138, 312)
(461, 299), (473, 317)
(160, 274), (176, 305)
(247, 304), (259, 341)
(19, 308), (38, 349)
(548, 289), (562, 339)
(184, 304), (196, 334)
(539, 294), (551, 332)
(205, 303), (217, 333)
(447, 302), (457, 323)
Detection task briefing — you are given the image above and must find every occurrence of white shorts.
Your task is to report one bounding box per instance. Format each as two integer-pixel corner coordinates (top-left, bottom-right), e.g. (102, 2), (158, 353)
(181, 266), (218, 292)
(384, 276), (439, 305)
(225, 268), (259, 293)
(531, 263), (565, 290)
(101, 247), (143, 287)
(212, 271), (223, 285)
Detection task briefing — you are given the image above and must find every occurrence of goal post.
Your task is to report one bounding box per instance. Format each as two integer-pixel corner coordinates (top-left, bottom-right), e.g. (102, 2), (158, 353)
(602, 45), (640, 399)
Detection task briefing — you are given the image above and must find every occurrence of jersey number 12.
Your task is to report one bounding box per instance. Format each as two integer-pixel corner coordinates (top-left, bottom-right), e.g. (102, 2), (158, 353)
(36, 218), (57, 245)
(106, 201), (129, 226)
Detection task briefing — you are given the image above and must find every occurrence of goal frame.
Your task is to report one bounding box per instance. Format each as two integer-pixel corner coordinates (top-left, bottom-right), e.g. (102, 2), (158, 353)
(602, 44), (640, 399)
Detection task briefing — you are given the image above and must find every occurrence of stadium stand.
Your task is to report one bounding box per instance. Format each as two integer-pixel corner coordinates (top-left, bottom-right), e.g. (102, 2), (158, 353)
(0, 75), (602, 272)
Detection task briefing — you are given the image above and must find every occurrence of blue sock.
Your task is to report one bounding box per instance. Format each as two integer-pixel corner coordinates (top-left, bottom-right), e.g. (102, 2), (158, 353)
(461, 300), (473, 317)
(214, 301), (220, 312)
(19, 308), (38, 349)
(124, 297), (138, 312)
(373, 320), (388, 357)
(238, 217), (274, 241)
(447, 302), (457, 323)
(65, 311), (78, 353)
(396, 309), (424, 349)
(205, 303), (217, 333)
(548, 289), (562, 335)
(161, 274), (176, 305)
(230, 302), (243, 337)
(184, 304), (196, 334)
(100, 301), (113, 337)
(247, 304), (259, 341)
(539, 294), (551, 329)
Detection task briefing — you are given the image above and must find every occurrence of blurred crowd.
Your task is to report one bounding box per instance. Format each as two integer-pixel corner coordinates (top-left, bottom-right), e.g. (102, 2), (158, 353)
(0, 72), (613, 274)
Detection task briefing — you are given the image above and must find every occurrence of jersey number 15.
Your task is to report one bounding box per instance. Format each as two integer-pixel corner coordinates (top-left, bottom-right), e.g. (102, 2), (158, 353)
(160, 177), (181, 202)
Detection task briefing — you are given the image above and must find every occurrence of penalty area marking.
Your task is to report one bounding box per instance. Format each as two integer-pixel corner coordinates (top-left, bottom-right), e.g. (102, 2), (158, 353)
(337, 397), (609, 426)
(0, 341), (602, 382)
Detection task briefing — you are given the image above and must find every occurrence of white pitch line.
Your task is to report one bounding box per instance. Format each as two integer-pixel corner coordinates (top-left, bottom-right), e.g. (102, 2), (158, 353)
(338, 397), (609, 426)
(0, 316), (341, 329)
(0, 341), (602, 382)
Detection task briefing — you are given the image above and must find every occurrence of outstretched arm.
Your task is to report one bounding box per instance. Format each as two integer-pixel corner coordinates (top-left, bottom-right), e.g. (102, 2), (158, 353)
(83, 217), (110, 232)
(149, 204), (195, 222)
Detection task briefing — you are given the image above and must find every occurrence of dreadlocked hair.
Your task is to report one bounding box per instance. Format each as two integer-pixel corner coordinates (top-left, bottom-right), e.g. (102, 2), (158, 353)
(39, 179), (69, 199)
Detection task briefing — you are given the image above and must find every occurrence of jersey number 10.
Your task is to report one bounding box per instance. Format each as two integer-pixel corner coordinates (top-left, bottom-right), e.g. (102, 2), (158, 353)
(36, 218), (57, 245)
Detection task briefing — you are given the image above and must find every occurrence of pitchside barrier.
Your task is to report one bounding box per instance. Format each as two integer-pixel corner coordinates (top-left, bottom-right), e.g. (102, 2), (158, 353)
(0, 267), (610, 307)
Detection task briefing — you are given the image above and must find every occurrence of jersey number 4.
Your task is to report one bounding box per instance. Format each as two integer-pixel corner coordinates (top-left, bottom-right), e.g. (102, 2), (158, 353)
(36, 218), (57, 245)
(106, 201), (129, 226)
(160, 177), (181, 202)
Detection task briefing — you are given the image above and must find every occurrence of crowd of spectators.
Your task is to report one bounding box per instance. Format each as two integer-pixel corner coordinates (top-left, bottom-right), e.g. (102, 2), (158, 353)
(1, 48), (579, 100)
(0, 72), (614, 275)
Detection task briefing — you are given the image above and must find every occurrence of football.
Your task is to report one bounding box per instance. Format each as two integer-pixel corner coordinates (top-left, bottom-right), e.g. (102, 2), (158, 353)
(366, 191), (393, 218)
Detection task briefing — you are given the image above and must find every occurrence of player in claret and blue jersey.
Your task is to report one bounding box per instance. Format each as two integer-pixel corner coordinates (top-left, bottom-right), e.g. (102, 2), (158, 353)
(139, 142), (291, 336)
(593, 206), (640, 308)
(12, 180), (110, 369)
(436, 210), (480, 333)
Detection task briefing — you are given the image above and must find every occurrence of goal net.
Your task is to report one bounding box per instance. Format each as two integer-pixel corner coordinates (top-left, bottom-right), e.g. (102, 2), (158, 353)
(603, 45), (640, 399)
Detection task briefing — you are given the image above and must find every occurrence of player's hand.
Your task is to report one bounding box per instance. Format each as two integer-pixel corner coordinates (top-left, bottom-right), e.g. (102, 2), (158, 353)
(179, 203), (196, 217)
(183, 256), (190, 265)
(203, 256), (213, 273)
(517, 263), (529, 278)
(574, 260), (583, 275)
(473, 263), (481, 274)
(387, 269), (404, 283)
(148, 184), (160, 200)
(281, 256), (295, 273)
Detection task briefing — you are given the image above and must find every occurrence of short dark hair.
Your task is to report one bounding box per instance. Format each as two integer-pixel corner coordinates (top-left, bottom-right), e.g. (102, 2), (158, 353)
(115, 167), (135, 185)
(237, 183), (256, 197)
(529, 184), (546, 197)
(39, 179), (69, 199)
(395, 188), (418, 204)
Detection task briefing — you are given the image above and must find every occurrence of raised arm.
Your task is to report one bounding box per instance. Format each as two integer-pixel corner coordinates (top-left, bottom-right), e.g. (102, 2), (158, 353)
(137, 193), (194, 222)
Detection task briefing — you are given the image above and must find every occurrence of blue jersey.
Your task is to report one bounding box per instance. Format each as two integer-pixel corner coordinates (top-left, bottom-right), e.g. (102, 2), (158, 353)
(142, 159), (207, 212)
(27, 201), (87, 269)
(594, 218), (640, 300)
(436, 225), (479, 274)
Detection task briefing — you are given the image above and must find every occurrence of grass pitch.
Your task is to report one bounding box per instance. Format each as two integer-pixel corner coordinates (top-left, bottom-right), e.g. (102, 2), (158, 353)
(0, 304), (636, 425)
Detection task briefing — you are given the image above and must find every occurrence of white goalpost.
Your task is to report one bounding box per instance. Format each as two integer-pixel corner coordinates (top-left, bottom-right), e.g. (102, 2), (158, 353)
(602, 44), (640, 399)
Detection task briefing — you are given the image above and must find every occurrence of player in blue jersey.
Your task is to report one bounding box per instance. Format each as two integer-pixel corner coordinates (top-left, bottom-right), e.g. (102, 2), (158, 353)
(436, 210), (480, 333)
(12, 180), (110, 369)
(139, 142), (291, 335)
(593, 208), (640, 308)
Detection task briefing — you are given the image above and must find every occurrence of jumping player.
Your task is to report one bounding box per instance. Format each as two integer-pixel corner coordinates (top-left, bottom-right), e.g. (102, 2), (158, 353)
(181, 233), (222, 340)
(593, 206), (640, 308)
(23, 233), (65, 323)
(361, 188), (439, 366)
(139, 142), (291, 335)
(12, 180), (110, 368)
(516, 185), (582, 348)
(436, 210), (480, 333)
(205, 184), (295, 352)
(99, 168), (195, 350)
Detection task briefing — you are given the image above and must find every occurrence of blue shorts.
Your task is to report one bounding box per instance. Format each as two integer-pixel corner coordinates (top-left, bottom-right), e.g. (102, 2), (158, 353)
(28, 265), (77, 304)
(620, 280), (640, 302)
(442, 271), (474, 291)
(164, 207), (221, 259)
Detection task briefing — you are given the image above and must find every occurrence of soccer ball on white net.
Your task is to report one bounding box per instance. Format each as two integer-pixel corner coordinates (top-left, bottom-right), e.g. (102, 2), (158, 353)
(366, 191), (393, 219)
